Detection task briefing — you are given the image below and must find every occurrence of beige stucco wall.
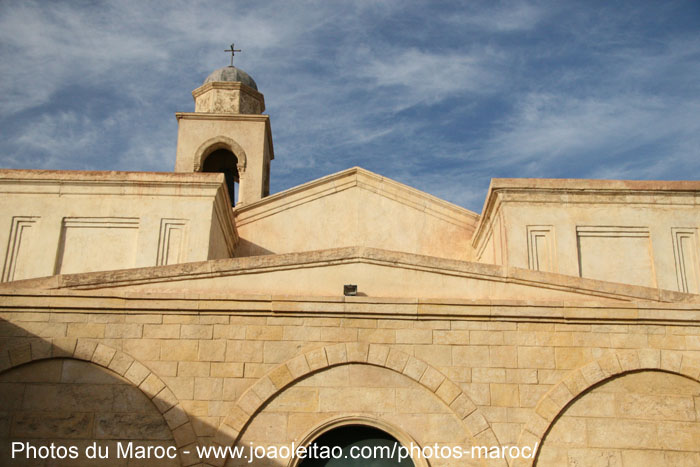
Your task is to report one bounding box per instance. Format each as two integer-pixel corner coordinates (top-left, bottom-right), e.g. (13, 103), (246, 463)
(234, 168), (479, 261)
(473, 179), (700, 293)
(0, 170), (237, 283)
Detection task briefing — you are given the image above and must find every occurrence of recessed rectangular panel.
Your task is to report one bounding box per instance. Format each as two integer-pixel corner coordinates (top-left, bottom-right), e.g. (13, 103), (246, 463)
(2, 216), (39, 282)
(673, 228), (699, 294)
(56, 217), (139, 274)
(577, 226), (654, 288)
(527, 225), (556, 273)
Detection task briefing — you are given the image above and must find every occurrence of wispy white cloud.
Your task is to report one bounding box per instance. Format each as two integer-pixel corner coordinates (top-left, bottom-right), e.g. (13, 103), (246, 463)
(0, 0), (698, 211)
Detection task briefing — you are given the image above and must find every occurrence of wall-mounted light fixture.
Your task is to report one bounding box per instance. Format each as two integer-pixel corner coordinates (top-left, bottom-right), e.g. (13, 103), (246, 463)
(343, 284), (357, 296)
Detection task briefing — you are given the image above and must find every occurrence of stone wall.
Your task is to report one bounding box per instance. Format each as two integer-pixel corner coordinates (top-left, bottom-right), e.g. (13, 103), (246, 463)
(1, 300), (699, 466)
(538, 371), (700, 466)
(0, 358), (176, 466)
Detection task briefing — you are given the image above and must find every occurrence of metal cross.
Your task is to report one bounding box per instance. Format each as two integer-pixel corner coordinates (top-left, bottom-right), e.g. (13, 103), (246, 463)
(224, 43), (241, 66)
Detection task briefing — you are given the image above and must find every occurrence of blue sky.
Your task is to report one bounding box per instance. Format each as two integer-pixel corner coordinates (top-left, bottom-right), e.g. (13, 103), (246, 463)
(1, 1), (699, 212)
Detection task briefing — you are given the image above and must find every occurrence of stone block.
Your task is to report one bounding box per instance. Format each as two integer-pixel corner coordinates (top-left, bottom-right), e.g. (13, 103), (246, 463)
(490, 383), (519, 407)
(138, 373), (165, 399)
(283, 326), (321, 341)
(30, 340), (52, 360)
(66, 323), (105, 338)
(580, 362), (606, 386)
(402, 356), (428, 381)
(194, 377), (223, 400)
(320, 327), (357, 342)
(91, 343), (117, 367)
(161, 340), (198, 361)
(489, 345), (518, 368)
(123, 338), (161, 361)
(108, 351), (134, 376)
(12, 412), (93, 439)
(358, 328), (395, 343)
(172, 423), (198, 447)
(453, 345), (489, 365)
(433, 330), (470, 345)
(95, 412), (171, 440)
(305, 347), (328, 370)
(251, 376), (277, 402)
(213, 324), (246, 339)
(518, 346), (555, 369)
(366, 344), (390, 366)
(414, 344), (452, 367)
(73, 339), (98, 361)
(144, 324), (181, 338)
(587, 418), (659, 449)
(181, 324), (213, 339)
(324, 343), (348, 366)
(153, 387), (179, 413)
(450, 393), (477, 419)
(464, 411), (489, 436)
(435, 378), (461, 405)
(124, 361), (151, 386)
(396, 329), (432, 344)
(420, 366), (445, 392)
(245, 325), (283, 341)
(162, 376), (194, 400)
(319, 387), (395, 412)
(264, 341), (304, 363)
(163, 405), (189, 430)
(104, 323), (143, 339)
(51, 338), (77, 357)
(211, 362), (244, 378)
(385, 348), (409, 372)
(178, 361), (210, 377)
(226, 340), (263, 363)
(270, 387), (319, 412)
(345, 342), (369, 362)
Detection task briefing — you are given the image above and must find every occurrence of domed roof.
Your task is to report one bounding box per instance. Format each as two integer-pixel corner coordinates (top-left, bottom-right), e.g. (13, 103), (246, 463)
(203, 66), (258, 90)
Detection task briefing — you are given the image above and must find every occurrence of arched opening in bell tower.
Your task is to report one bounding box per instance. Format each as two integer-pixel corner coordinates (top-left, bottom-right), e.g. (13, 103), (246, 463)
(202, 148), (239, 206)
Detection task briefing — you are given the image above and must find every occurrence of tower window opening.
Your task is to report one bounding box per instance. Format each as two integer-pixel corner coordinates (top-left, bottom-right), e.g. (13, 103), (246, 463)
(202, 148), (238, 206)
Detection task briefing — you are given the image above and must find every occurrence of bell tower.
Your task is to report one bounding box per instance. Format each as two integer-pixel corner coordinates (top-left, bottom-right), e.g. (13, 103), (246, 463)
(174, 48), (273, 206)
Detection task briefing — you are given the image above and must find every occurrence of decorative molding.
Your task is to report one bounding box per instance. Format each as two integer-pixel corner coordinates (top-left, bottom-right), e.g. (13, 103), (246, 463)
(2, 216), (39, 282)
(157, 219), (189, 266)
(672, 228), (699, 294)
(527, 225), (556, 273)
(6, 246), (692, 304)
(62, 217), (139, 229)
(576, 225), (649, 238)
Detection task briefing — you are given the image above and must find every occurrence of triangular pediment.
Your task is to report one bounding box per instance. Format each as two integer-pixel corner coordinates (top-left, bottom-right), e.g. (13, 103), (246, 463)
(234, 167), (480, 260)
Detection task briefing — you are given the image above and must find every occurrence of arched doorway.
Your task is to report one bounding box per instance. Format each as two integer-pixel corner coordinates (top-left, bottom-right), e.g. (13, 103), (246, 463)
(299, 424), (415, 467)
(202, 148), (239, 206)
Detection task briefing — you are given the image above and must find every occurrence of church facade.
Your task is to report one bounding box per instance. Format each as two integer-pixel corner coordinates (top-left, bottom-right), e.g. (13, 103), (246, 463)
(1, 64), (699, 466)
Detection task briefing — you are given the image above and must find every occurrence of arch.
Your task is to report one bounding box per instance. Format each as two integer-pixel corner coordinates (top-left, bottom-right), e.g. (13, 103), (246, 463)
(213, 343), (502, 467)
(289, 415), (429, 467)
(0, 339), (198, 462)
(512, 349), (700, 467)
(193, 136), (247, 173)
